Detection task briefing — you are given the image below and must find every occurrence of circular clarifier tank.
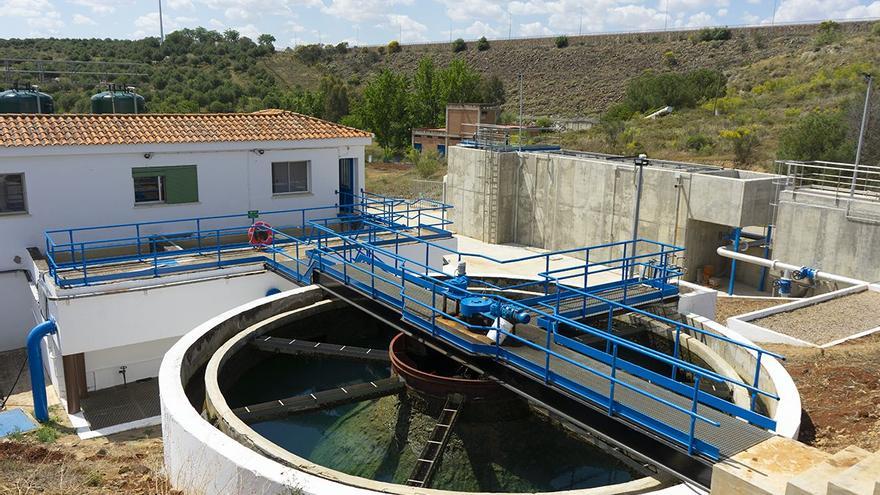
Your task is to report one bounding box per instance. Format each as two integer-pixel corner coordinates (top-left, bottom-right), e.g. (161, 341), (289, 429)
(217, 305), (646, 492)
(168, 283), (798, 495)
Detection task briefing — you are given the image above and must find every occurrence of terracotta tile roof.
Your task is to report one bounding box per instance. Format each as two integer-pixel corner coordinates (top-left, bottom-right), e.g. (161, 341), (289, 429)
(0, 110), (372, 148)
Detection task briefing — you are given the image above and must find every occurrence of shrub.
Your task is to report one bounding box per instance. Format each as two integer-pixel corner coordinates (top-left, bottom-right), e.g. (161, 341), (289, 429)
(452, 38), (467, 52)
(407, 148), (445, 178)
(555, 35), (569, 48)
(85, 471), (104, 487)
(696, 27), (732, 42)
(387, 40), (401, 53)
(35, 424), (60, 443)
(335, 42), (349, 54)
(720, 127), (760, 166)
(535, 116), (553, 130)
(873, 21), (880, 37)
(477, 36), (490, 51)
(815, 20), (841, 46)
(685, 134), (714, 152)
(621, 69), (727, 113)
(778, 110), (854, 162)
(663, 50), (678, 66)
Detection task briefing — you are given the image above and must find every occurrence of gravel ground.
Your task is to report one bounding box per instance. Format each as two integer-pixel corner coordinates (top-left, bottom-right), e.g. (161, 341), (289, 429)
(715, 297), (785, 324)
(752, 290), (880, 345)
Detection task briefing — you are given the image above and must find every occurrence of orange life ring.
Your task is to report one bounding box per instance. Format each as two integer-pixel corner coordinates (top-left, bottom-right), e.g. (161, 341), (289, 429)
(248, 221), (273, 248)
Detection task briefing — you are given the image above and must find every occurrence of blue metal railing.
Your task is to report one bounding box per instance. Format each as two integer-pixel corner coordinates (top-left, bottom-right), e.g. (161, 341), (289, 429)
(307, 222), (783, 461)
(43, 196), (452, 287)
(41, 194), (784, 461)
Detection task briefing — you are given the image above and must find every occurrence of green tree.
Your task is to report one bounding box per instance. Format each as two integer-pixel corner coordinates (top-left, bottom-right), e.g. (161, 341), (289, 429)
(815, 20), (842, 46)
(388, 40), (401, 53)
(437, 58), (482, 107)
(479, 74), (506, 105)
(258, 34), (276, 52)
(223, 29), (240, 42)
(320, 76), (349, 122)
(409, 57), (440, 128)
(477, 36), (490, 51)
(357, 69), (410, 152)
(452, 38), (467, 52)
(720, 127), (761, 166)
(555, 35), (569, 48)
(778, 110), (854, 162)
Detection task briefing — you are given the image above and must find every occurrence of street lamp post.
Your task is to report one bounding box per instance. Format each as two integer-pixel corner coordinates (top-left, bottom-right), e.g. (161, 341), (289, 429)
(850, 73), (874, 199)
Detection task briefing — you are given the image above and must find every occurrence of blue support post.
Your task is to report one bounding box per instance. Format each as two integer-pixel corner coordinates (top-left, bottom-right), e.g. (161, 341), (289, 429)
(27, 320), (57, 423)
(758, 225), (773, 293)
(728, 228), (742, 296)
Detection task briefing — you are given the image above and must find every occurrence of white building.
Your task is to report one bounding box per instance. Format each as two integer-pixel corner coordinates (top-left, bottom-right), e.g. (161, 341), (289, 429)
(0, 110), (371, 418)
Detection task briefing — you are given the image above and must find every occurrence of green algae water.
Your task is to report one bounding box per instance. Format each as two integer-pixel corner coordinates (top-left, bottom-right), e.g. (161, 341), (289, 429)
(233, 355), (639, 492)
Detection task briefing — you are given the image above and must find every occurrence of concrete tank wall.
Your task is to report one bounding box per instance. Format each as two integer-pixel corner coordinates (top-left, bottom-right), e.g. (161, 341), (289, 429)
(446, 147), (780, 282)
(773, 190), (880, 283)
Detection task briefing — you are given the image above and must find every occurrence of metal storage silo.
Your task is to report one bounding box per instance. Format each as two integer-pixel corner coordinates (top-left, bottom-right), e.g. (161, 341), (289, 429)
(91, 84), (146, 114)
(0, 86), (55, 114)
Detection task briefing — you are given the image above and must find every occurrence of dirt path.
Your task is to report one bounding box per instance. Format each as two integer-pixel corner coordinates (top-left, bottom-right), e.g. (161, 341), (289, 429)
(766, 333), (880, 454)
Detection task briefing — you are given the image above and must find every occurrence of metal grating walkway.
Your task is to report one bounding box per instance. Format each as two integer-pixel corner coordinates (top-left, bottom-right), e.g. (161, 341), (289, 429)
(80, 378), (160, 430)
(505, 325), (773, 459)
(336, 261), (773, 461)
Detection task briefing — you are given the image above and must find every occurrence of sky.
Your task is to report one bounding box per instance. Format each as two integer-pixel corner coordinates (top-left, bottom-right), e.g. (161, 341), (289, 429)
(1, 0), (879, 47)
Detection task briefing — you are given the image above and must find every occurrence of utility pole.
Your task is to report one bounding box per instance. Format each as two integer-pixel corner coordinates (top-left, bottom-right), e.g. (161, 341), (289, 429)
(518, 74), (523, 152)
(158, 0), (165, 43)
(578, 8), (583, 36)
(508, 12), (512, 39)
(850, 73), (874, 199)
(771, 0), (778, 26)
(630, 155), (648, 278)
(664, 0), (669, 32)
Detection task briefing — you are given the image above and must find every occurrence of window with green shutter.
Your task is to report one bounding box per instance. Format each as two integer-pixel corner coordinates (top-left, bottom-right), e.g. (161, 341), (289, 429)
(132, 165), (198, 204)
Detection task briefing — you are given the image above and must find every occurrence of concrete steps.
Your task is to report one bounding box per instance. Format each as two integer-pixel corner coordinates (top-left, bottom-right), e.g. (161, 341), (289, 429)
(785, 446), (870, 495)
(826, 450), (880, 495)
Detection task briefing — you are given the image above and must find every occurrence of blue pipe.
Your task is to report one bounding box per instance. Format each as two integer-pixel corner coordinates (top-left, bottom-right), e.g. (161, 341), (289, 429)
(27, 320), (57, 423)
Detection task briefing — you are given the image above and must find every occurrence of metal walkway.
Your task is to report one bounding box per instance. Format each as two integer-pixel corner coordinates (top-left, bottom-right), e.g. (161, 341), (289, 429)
(42, 195), (784, 485)
(251, 336), (390, 362)
(233, 377), (404, 422)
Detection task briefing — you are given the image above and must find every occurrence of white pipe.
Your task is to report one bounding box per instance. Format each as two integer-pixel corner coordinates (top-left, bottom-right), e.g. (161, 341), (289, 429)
(716, 246), (867, 287)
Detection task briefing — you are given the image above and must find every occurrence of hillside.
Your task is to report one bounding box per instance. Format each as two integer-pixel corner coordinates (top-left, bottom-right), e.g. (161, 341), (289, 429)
(271, 21), (877, 118)
(2, 21), (878, 168)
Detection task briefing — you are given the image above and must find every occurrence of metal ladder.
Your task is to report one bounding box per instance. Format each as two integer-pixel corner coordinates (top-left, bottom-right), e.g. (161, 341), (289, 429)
(483, 151), (500, 243)
(405, 395), (465, 488)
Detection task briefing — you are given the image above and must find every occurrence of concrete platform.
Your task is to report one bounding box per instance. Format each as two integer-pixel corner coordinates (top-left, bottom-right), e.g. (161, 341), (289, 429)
(786, 445), (870, 495)
(711, 436), (831, 495)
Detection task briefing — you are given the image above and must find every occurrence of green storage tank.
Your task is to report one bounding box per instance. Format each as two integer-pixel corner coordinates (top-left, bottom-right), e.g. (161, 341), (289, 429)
(0, 87), (55, 114)
(91, 85), (146, 114)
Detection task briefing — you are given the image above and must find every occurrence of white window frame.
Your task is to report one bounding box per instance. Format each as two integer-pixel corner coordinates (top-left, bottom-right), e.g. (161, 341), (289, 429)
(0, 173), (28, 215)
(133, 175), (166, 204)
(271, 161), (311, 195)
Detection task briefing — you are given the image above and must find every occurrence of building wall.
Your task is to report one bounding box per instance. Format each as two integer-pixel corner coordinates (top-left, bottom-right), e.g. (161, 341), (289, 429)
(412, 134), (453, 153)
(0, 270), (38, 351)
(43, 269), (297, 397)
(0, 138), (367, 350)
(773, 191), (880, 282)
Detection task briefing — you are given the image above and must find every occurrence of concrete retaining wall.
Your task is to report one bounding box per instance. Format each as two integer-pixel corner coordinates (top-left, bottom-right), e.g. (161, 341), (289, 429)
(773, 190), (880, 283)
(446, 147), (780, 282)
